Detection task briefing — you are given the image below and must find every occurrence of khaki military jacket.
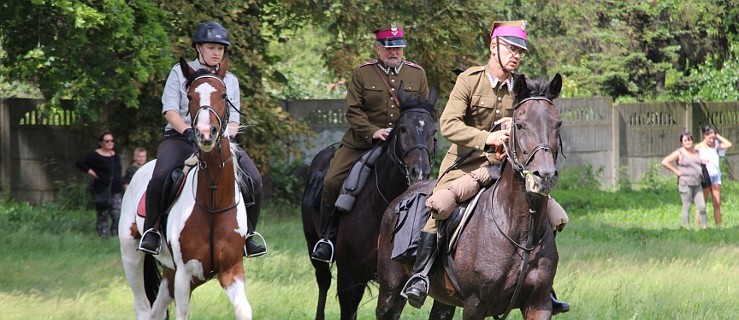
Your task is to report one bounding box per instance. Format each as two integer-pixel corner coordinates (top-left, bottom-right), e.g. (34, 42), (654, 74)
(436, 65), (515, 188)
(341, 60), (429, 150)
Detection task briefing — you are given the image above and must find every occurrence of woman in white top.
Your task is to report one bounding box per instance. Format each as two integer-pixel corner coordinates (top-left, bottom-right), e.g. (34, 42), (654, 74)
(695, 125), (733, 228)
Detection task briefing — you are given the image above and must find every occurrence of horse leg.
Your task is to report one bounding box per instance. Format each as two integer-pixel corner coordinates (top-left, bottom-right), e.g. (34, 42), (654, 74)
(337, 271), (366, 320)
(150, 267), (174, 320)
(428, 301), (456, 320)
(173, 268), (195, 320)
(310, 258), (332, 320)
(120, 231), (154, 318)
(375, 260), (408, 320)
(461, 296), (486, 320)
(218, 263), (252, 320)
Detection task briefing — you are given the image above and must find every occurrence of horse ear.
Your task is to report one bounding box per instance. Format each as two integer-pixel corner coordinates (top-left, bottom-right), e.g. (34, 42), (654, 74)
(179, 57), (192, 78)
(427, 87), (438, 107)
(216, 55), (229, 79)
(513, 73), (529, 101)
(397, 81), (406, 105)
(547, 73), (562, 100)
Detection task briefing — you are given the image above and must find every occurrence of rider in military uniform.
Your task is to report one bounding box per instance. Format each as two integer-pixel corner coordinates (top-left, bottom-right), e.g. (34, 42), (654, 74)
(311, 22), (430, 263)
(402, 21), (570, 315)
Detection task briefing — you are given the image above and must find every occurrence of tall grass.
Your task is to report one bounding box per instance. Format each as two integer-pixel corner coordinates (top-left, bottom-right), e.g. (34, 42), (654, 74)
(1, 175), (738, 319)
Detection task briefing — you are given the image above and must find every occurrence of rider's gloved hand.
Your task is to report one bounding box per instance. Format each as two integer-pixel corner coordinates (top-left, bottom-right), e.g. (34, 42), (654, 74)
(183, 128), (196, 144)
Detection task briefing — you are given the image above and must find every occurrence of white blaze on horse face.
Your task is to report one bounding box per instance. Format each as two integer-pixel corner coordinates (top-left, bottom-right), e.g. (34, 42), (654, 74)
(195, 82), (218, 138)
(417, 120), (426, 135)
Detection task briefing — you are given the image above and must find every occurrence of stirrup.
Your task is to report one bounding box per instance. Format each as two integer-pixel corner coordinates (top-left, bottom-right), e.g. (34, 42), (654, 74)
(310, 239), (334, 263)
(400, 273), (429, 300)
(138, 228), (162, 255)
(244, 232), (268, 257)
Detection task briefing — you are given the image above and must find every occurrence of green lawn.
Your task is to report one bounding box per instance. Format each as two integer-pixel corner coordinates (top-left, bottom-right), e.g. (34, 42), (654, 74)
(1, 179), (738, 319)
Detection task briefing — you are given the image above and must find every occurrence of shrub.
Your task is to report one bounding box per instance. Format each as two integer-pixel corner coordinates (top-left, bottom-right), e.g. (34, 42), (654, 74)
(557, 164), (604, 190)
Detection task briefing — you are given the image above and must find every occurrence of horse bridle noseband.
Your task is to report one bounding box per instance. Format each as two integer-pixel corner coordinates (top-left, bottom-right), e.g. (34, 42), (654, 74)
(505, 96), (558, 174)
(187, 74), (231, 147)
(376, 107), (436, 204)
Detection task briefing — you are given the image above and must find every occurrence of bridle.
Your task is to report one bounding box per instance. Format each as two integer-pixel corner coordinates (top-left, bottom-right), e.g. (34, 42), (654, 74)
(188, 74), (231, 147)
(186, 74), (238, 275)
(504, 96), (559, 175)
(376, 107), (436, 204)
(492, 95), (562, 320)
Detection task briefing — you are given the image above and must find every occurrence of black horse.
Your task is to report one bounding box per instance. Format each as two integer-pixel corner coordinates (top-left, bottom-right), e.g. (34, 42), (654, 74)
(302, 87), (438, 320)
(376, 74), (564, 320)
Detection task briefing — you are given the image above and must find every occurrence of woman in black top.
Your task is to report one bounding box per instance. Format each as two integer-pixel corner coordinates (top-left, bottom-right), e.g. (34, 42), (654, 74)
(75, 131), (123, 239)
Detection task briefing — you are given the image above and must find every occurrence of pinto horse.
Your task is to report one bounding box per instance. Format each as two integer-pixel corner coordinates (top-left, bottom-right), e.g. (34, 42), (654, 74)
(302, 87), (439, 320)
(376, 74), (564, 320)
(119, 57), (252, 320)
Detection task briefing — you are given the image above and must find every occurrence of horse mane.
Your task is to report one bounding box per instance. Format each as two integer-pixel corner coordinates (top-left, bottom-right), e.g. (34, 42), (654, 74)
(185, 68), (213, 89)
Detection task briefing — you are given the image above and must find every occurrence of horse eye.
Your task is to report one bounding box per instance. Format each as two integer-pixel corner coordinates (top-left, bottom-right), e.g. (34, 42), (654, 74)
(187, 95), (192, 101)
(515, 123), (524, 130)
(555, 120), (563, 128)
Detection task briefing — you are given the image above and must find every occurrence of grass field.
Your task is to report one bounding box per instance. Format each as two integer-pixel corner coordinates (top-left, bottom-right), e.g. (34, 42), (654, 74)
(1, 176), (738, 319)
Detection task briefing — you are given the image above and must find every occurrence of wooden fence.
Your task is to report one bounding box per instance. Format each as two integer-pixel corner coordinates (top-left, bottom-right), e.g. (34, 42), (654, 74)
(285, 98), (739, 187)
(2, 97), (737, 204)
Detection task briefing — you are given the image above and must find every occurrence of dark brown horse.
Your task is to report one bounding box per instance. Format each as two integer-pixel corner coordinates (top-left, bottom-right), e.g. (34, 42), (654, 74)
(120, 57), (253, 319)
(376, 74), (564, 320)
(302, 88), (439, 320)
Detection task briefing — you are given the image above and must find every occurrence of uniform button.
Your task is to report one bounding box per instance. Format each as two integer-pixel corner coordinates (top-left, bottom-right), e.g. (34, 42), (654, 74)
(481, 101), (485, 105)
(475, 145), (480, 150)
(390, 114), (394, 117)
(497, 97), (503, 102)
(495, 109), (501, 115)
(391, 88), (395, 91)
(391, 105), (395, 108)
(391, 79), (395, 83)
(389, 122), (393, 126)
(372, 86), (376, 89)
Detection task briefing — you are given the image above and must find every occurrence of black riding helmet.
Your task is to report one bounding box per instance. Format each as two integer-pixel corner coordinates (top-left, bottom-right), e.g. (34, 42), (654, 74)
(191, 21), (230, 47)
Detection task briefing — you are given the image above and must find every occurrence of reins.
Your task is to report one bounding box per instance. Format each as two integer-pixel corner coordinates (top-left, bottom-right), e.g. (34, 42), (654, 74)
(376, 107), (436, 205)
(491, 96), (557, 320)
(186, 74), (239, 276)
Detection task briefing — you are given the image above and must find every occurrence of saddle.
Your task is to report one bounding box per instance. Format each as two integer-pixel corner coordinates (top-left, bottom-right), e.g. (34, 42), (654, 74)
(136, 155), (198, 218)
(302, 143), (384, 213)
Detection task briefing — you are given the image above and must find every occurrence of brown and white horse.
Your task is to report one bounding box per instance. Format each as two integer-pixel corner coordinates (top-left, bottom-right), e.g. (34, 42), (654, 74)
(119, 57), (252, 320)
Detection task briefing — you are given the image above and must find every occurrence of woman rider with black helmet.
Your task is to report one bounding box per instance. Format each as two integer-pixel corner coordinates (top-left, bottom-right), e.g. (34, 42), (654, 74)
(138, 21), (267, 257)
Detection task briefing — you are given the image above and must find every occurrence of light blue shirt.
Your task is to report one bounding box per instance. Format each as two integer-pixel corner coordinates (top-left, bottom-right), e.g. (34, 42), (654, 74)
(161, 59), (241, 132)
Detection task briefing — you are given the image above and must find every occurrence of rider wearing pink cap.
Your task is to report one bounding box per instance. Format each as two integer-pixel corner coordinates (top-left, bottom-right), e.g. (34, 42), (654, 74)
(402, 20), (570, 315)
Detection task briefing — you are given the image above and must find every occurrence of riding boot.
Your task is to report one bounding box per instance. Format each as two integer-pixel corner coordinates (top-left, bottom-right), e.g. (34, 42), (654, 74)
(138, 190), (162, 255)
(551, 288), (570, 315)
(311, 205), (337, 263)
(244, 200), (267, 257)
(403, 231), (437, 308)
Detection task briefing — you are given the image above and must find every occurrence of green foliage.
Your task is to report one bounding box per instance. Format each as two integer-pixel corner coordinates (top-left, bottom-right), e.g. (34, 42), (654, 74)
(53, 176), (93, 211)
(667, 44), (739, 102)
(615, 166), (633, 192)
(634, 162), (675, 194)
(267, 160), (308, 206)
(556, 164), (604, 190)
(0, 0), (171, 113)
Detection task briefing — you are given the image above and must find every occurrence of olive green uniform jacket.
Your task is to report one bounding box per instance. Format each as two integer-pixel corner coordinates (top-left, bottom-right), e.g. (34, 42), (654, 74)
(322, 60), (429, 205)
(434, 65), (516, 192)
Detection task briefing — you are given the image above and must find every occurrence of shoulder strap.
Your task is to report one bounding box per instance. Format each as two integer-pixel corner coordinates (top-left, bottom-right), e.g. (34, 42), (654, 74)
(373, 65), (401, 105)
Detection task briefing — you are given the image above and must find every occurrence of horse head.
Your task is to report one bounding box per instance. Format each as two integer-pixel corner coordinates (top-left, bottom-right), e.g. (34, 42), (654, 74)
(389, 84), (438, 183)
(508, 73), (563, 197)
(180, 57), (230, 153)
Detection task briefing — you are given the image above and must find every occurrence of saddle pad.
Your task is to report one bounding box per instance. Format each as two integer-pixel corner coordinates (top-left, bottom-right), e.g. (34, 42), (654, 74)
(136, 171), (191, 218)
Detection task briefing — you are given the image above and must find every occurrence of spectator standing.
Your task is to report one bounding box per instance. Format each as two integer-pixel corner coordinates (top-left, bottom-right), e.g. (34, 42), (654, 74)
(75, 131), (123, 238)
(695, 125), (733, 228)
(122, 147), (148, 191)
(661, 131), (707, 229)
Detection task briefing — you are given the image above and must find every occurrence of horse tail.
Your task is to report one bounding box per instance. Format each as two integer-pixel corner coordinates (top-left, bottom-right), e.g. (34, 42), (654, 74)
(143, 254), (161, 306)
